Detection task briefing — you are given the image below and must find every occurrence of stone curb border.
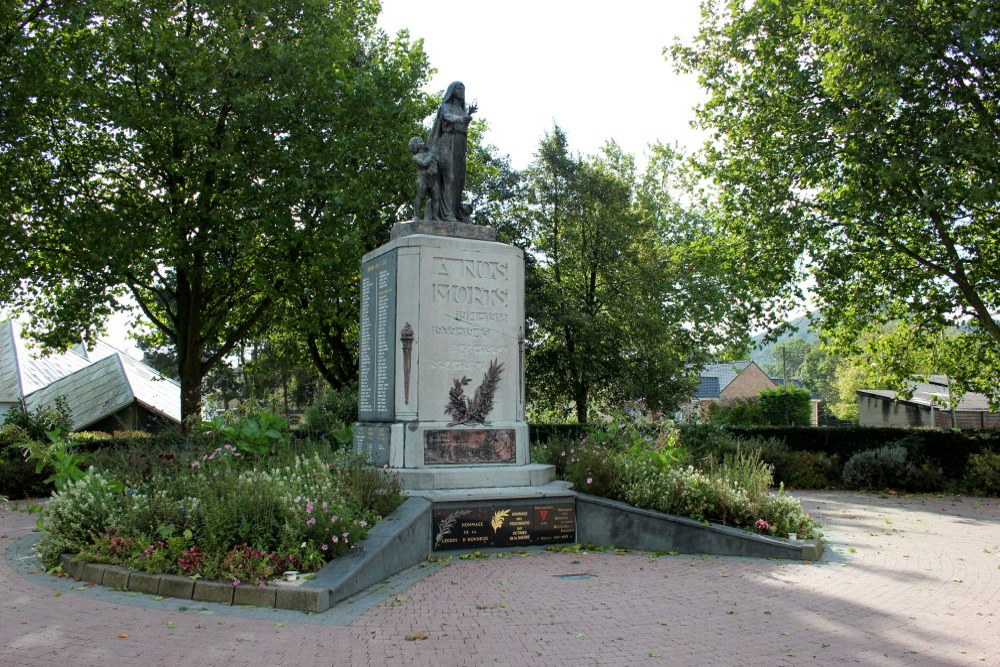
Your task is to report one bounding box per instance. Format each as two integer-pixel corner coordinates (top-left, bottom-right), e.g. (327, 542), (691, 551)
(58, 496), (434, 614)
(577, 493), (823, 561)
(54, 493), (821, 614)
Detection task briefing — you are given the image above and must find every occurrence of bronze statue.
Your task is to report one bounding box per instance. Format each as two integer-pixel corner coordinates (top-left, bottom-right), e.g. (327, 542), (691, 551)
(408, 136), (439, 220)
(418, 81), (477, 222)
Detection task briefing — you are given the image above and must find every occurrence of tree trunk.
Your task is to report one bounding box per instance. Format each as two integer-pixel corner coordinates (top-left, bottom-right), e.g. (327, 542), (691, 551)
(179, 362), (204, 431)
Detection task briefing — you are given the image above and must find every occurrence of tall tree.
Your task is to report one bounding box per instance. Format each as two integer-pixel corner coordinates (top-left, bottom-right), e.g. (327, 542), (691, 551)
(672, 0), (1000, 405)
(0, 0), (430, 425)
(526, 128), (746, 422)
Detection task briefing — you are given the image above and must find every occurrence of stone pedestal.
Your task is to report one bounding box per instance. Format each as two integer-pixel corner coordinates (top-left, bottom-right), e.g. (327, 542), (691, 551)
(354, 223), (551, 492)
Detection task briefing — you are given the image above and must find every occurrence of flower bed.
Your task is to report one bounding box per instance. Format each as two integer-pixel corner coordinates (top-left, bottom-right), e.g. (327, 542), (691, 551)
(532, 403), (821, 540)
(37, 446), (402, 586)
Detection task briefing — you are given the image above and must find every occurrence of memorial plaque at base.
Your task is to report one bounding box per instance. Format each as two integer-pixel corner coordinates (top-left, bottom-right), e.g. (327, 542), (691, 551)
(424, 429), (516, 464)
(432, 502), (576, 551)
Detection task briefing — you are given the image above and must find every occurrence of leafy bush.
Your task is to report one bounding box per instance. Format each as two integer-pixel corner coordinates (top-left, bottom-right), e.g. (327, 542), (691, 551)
(760, 441), (842, 489)
(41, 442), (401, 581)
(963, 450), (1000, 497)
(842, 445), (944, 492)
(566, 410), (820, 539)
(301, 385), (358, 446)
(36, 471), (125, 567)
(200, 409), (291, 456)
(1, 397), (73, 441)
(757, 386), (812, 427)
(0, 458), (51, 499)
(20, 429), (87, 491)
(708, 397), (763, 426)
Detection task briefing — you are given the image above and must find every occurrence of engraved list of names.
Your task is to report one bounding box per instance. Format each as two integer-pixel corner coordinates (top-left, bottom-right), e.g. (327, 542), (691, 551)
(358, 252), (397, 421)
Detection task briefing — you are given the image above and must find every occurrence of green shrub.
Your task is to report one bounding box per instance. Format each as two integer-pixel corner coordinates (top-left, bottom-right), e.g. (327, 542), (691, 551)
(36, 471), (125, 567)
(301, 385), (358, 445)
(200, 409), (291, 456)
(0, 454), (52, 499)
(1, 398), (73, 441)
(757, 386), (812, 427)
(709, 398), (764, 426)
(760, 442), (842, 489)
(964, 450), (1000, 497)
(755, 489), (821, 539)
(42, 438), (398, 579)
(842, 445), (944, 492)
(20, 429), (87, 491)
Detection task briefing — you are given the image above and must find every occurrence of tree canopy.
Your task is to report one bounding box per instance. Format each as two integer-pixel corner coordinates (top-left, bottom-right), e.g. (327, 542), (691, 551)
(0, 0), (430, 424)
(525, 127), (748, 422)
(672, 0), (1000, 404)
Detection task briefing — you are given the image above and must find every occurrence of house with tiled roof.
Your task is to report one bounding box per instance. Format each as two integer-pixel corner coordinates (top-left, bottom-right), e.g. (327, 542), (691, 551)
(693, 361), (819, 426)
(0, 320), (180, 431)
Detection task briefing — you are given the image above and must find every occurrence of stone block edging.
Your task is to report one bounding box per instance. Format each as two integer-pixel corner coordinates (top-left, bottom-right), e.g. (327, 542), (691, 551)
(56, 496), (433, 614)
(575, 493), (823, 561)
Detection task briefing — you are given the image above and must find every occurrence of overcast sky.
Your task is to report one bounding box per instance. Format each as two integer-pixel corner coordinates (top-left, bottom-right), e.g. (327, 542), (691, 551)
(377, 0), (707, 169)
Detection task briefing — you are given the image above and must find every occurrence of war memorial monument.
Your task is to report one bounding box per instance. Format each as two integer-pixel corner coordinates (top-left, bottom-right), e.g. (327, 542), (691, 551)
(353, 82), (576, 550)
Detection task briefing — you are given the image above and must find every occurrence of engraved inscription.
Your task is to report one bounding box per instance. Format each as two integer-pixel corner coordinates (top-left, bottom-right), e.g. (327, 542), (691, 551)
(431, 503), (576, 551)
(358, 273), (373, 413)
(353, 423), (391, 466)
(358, 253), (396, 421)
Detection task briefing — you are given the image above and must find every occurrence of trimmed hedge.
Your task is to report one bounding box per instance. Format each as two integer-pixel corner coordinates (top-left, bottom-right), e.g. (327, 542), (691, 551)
(724, 426), (1000, 481)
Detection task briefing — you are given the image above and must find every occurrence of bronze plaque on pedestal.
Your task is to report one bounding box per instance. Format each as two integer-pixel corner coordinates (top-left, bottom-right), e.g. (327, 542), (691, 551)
(424, 429), (516, 464)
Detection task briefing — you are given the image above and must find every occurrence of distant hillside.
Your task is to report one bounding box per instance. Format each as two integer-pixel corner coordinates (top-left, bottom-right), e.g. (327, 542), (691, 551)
(750, 313), (819, 370)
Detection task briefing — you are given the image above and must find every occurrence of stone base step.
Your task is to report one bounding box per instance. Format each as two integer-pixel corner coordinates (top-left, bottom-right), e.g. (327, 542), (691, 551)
(393, 463), (556, 491)
(407, 480), (574, 504)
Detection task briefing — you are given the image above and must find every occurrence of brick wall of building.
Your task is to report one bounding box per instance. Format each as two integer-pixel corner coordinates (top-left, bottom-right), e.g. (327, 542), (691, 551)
(720, 363), (777, 400)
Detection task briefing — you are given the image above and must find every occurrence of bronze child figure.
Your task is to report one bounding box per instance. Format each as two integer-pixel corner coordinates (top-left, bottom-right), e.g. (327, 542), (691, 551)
(408, 136), (439, 221)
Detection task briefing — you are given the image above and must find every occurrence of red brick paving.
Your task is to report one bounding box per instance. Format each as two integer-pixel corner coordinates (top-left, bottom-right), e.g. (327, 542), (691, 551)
(1, 491), (998, 666)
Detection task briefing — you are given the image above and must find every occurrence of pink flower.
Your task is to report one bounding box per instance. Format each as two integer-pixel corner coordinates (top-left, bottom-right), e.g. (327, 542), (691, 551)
(331, 535), (339, 544)
(232, 579), (241, 587)
(305, 501), (314, 514)
(586, 477), (593, 484)
(294, 496), (301, 504)
(320, 544), (328, 551)
(191, 461), (200, 468)
(358, 520), (368, 527)
(306, 518), (316, 526)
(330, 515), (339, 524)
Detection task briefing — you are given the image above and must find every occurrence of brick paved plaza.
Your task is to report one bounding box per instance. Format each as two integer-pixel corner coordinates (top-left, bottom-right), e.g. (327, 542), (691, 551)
(1, 491), (998, 666)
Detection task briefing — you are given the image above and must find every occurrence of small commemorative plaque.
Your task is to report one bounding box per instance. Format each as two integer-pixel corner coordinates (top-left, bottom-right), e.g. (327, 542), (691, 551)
(432, 502), (576, 551)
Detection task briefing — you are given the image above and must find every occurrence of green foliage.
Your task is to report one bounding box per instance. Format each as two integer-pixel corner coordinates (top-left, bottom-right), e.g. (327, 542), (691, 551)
(672, 0), (1000, 407)
(39, 433), (400, 578)
(20, 429), (88, 491)
(963, 450), (1000, 497)
(841, 445), (944, 492)
(757, 386), (812, 427)
(1, 398), (73, 441)
(708, 398), (764, 427)
(36, 472), (126, 568)
(199, 409), (290, 456)
(761, 338), (813, 381)
(759, 442), (841, 490)
(550, 412), (819, 539)
(2, 0), (432, 423)
(301, 385), (358, 446)
(525, 129), (745, 422)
